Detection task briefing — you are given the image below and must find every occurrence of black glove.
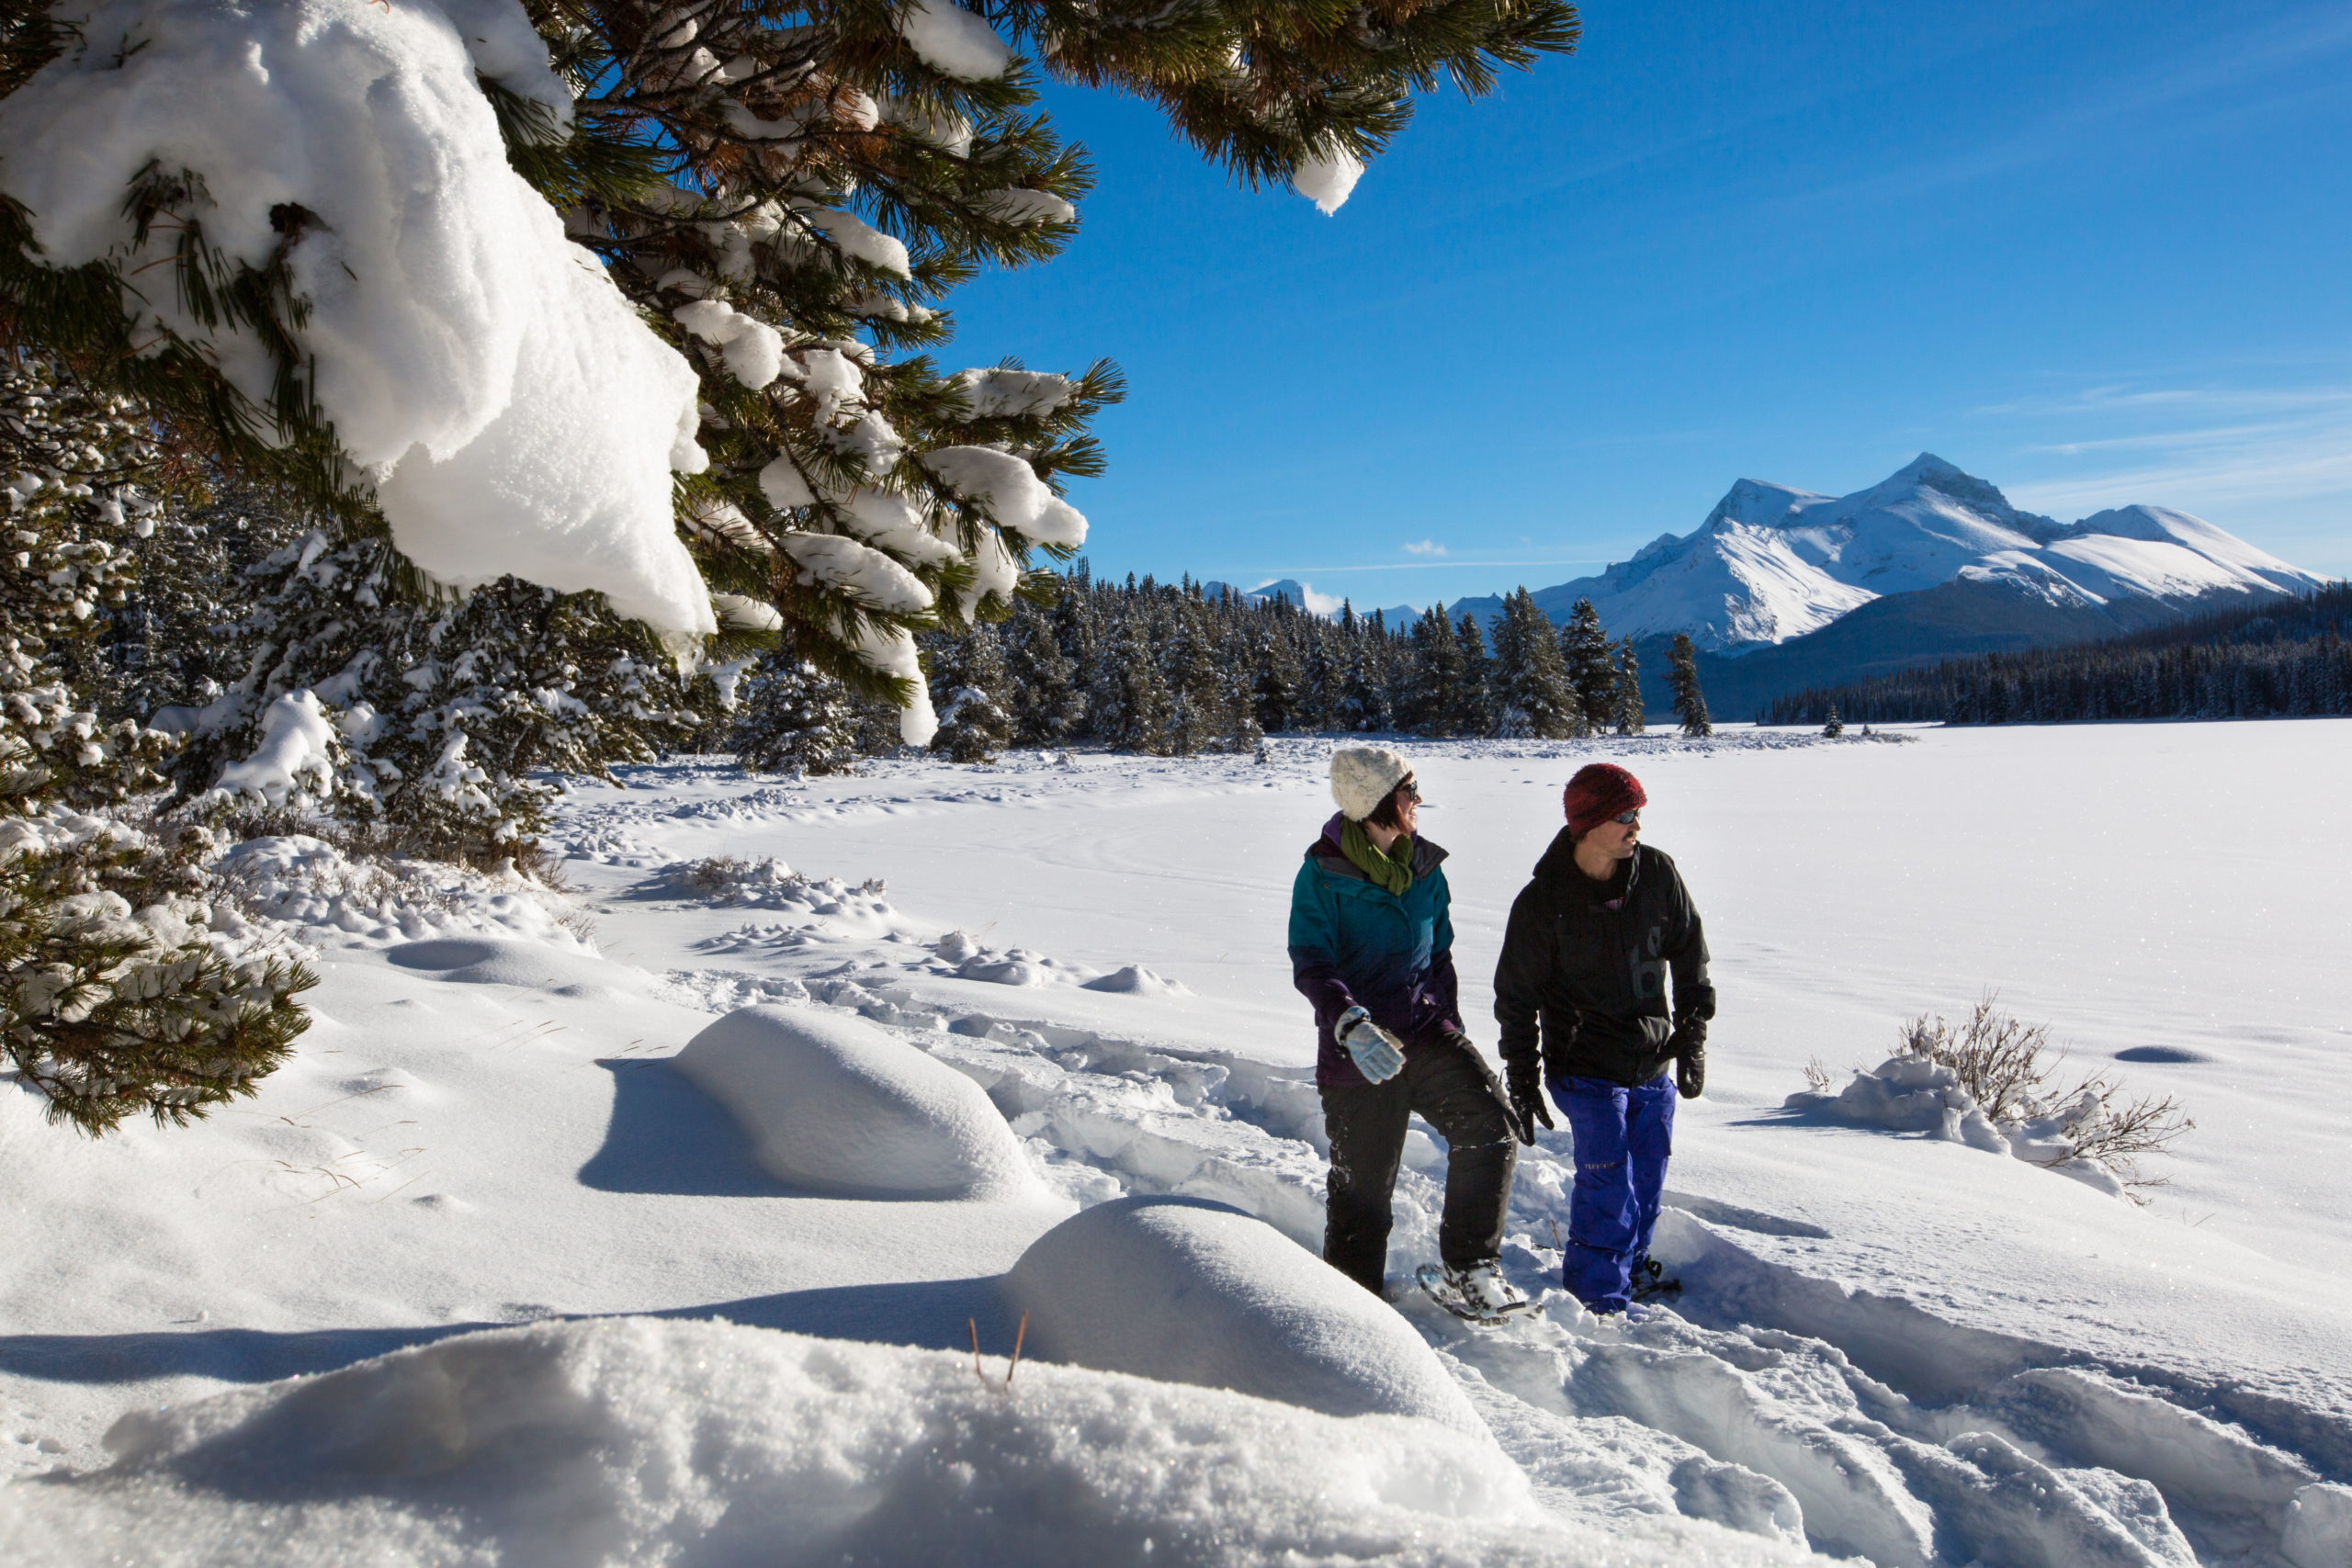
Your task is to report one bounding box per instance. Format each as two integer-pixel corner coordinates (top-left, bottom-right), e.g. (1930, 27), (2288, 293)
(1505, 1066), (1555, 1145)
(1669, 1014), (1708, 1100)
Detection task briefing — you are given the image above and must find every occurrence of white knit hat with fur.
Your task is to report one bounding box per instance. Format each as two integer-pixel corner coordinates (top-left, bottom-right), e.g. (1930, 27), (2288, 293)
(1329, 746), (1411, 821)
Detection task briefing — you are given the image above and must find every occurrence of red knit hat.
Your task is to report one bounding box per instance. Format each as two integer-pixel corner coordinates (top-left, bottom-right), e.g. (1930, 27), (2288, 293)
(1564, 763), (1646, 838)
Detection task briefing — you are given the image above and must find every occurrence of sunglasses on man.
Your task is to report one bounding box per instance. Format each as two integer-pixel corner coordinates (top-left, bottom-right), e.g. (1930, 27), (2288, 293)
(1611, 809), (1641, 825)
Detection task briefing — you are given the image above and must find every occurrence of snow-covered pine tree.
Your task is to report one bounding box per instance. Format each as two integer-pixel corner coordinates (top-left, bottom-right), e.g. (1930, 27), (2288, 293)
(1103, 612), (1172, 753)
(3, 0), (1578, 739)
(97, 479), (308, 735)
(1559, 598), (1615, 732)
(176, 533), (719, 859)
(1611, 635), (1645, 735)
(0, 355), (314, 1135)
(1160, 596), (1223, 754)
(929, 620), (1014, 762)
(730, 650), (860, 773)
(1250, 629), (1305, 734)
(1668, 632), (1713, 737)
(1822, 705), (1843, 738)
(1489, 589), (1580, 738)
(1452, 609), (1495, 736)
(1001, 595), (1082, 746)
(1299, 620), (1345, 733)
(1406, 605), (1464, 736)
(1378, 615), (1420, 733)
(1335, 630), (1390, 733)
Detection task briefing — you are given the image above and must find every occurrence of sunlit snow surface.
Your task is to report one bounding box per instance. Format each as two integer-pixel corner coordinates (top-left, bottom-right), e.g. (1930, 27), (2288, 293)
(5, 724), (2351, 1566)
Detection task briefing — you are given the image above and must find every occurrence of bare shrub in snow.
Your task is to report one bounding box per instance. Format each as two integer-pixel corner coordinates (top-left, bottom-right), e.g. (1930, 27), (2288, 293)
(684, 855), (757, 898)
(1897, 999), (2059, 1126)
(2053, 1089), (2196, 1194)
(1798, 997), (2192, 1201)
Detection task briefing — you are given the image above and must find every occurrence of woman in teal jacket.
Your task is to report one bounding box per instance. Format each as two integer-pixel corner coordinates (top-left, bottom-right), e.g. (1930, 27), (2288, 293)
(1289, 746), (1522, 1313)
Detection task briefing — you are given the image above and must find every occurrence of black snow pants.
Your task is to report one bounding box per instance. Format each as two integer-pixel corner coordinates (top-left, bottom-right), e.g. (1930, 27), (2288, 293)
(1317, 1035), (1519, 1293)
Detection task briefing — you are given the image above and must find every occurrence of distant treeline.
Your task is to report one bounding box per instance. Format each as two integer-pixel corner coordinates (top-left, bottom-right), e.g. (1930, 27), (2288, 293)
(1759, 583), (2352, 727)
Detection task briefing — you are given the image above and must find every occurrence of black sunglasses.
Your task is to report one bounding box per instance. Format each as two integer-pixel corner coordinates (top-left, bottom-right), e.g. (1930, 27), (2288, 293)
(1611, 808), (1641, 825)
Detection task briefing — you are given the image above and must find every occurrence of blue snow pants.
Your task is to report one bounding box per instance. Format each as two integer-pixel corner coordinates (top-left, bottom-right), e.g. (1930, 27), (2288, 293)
(1553, 1073), (1676, 1313)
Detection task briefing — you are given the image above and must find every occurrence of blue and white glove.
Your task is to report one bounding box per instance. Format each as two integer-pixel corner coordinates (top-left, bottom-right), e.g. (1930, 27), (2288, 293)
(1336, 1006), (1406, 1084)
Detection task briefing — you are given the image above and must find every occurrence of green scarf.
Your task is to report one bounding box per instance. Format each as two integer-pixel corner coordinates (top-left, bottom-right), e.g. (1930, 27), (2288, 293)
(1340, 818), (1416, 897)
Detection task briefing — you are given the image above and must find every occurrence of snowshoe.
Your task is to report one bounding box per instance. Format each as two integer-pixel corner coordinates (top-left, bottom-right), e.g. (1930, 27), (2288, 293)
(1415, 1262), (1535, 1325)
(1629, 1256), (1681, 1303)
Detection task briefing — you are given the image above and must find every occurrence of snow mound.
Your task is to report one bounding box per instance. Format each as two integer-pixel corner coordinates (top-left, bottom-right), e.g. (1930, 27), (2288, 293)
(382, 935), (652, 1000)
(1003, 1196), (1482, 1434)
(1083, 963), (1185, 996)
(0, 1317), (1808, 1568)
(0, 0), (714, 636)
(675, 1005), (1043, 1199)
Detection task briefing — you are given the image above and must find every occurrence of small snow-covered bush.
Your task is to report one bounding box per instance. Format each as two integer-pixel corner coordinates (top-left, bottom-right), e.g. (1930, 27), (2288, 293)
(1794, 998), (2192, 1201)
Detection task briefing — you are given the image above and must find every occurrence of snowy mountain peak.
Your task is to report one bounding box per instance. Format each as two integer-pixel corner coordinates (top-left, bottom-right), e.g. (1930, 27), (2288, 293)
(1526, 457), (2321, 654)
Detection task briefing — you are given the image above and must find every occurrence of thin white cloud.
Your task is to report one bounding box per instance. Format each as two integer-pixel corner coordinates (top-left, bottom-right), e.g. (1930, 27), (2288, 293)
(1402, 539), (1447, 556)
(1237, 558), (1612, 576)
(1995, 381), (2352, 519)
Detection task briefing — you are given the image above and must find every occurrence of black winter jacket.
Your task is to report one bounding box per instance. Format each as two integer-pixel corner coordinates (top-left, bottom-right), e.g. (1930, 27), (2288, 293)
(1493, 832), (1714, 1089)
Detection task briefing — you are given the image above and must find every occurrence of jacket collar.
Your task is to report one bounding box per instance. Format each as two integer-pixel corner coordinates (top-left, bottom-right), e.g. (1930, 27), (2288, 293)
(1533, 826), (1638, 902)
(1311, 812), (1448, 880)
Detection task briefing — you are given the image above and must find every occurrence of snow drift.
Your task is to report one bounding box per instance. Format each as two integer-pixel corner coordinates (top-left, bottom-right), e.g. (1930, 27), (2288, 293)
(0, 1317), (1823, 1568)
(1003, 1195), (1483, 1435)
(0, 0), (716, 637)
(675, 1005), (1044, 1199)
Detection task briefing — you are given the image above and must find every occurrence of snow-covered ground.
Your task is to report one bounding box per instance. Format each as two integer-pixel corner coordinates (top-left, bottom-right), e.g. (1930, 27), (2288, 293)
(5, 721), (2349, 1565)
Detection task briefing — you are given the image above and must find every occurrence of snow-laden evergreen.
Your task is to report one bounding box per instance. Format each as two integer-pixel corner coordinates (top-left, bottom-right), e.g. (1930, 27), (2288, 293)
(171, 532), (718, 859)
(0, 356), (313, 1134)
(0, 0), (1579, 739)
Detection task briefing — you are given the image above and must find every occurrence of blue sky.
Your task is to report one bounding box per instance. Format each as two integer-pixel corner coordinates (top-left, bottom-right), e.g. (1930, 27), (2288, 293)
(943, 0), (2352, 611)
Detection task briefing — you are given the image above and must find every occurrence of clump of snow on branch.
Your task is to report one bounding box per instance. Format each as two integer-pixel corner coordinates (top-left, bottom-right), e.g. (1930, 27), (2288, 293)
(1293, 145), (1366, 215)
(923, 446), (1089, 547)
(806, 209), (914, 276)
(0, 0), (717, 637)
(673, 300), (786, 390)
(895, 0), (1016, 81)
(956, 368), (1077, 418)
(980, 188), (1079, 225)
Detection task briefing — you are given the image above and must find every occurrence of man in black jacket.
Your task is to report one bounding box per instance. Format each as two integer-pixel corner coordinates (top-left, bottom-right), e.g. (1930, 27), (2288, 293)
(1494, 762), (1713, 1314)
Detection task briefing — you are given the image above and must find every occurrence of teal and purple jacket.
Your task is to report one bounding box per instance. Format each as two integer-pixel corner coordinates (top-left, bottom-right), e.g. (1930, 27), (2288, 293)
(1287, 813), (1464, 1087)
